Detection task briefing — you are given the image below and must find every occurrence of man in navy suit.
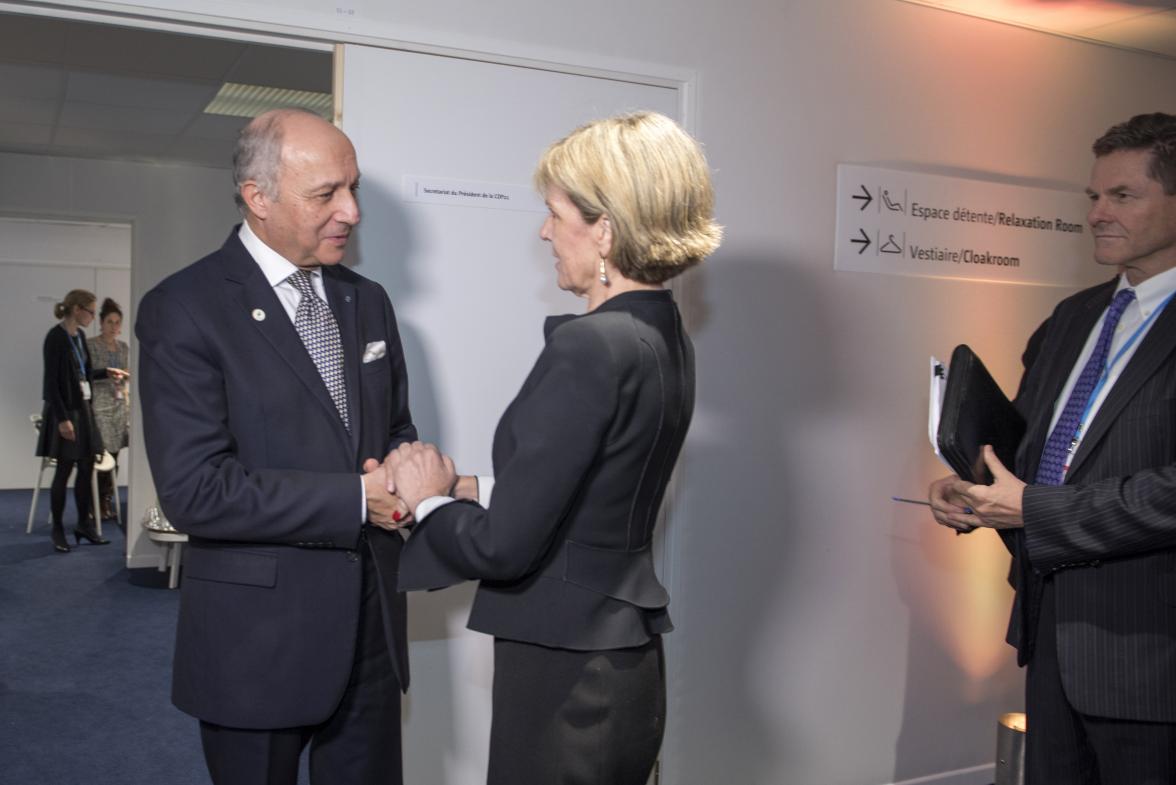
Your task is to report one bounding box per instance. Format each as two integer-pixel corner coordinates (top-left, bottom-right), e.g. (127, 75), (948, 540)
(137, 108), (416, 785)
(930, 113), (1176, 783)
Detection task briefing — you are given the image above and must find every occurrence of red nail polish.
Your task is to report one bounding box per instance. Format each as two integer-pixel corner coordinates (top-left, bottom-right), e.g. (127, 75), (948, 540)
(392, 511), (402, 522)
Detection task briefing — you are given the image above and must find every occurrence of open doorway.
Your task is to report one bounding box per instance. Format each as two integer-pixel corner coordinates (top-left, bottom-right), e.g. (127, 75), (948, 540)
(0, 11), (333, 567)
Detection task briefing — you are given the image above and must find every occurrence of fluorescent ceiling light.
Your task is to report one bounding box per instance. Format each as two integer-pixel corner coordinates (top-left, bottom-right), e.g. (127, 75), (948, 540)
(204, 82), (332, 119)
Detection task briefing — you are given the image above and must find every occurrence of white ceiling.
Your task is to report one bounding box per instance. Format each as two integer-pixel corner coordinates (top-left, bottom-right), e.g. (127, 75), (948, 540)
(904, 0), (1176, 58)
(0, 13), (331, 168)
(1, 5), (1173, 170)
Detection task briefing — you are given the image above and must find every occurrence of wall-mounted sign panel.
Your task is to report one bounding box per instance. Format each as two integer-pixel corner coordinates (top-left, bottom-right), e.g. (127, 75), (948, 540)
(834, 164), (1091, 286)
(402, 175), (546, 213)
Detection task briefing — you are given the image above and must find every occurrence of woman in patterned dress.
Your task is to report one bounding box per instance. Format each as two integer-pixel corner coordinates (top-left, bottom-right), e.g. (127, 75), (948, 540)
(87, 298), (130, 521)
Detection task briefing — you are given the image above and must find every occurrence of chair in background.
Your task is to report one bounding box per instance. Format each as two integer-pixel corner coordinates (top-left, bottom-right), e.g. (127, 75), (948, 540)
(142, 501), (186, 589)
(27, 414), (55, 534)
(94, 449), (122, 529)
(27, 413), (113, 536)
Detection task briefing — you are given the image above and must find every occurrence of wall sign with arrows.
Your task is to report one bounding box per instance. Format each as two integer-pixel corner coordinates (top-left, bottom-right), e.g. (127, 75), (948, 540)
(834, 164), (1091, 286)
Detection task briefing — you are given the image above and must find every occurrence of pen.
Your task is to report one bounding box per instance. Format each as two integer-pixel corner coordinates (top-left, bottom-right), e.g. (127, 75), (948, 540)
(891, 495), (974, 535)
(891, 495), (972, 514)
(891, 496), (931, 506)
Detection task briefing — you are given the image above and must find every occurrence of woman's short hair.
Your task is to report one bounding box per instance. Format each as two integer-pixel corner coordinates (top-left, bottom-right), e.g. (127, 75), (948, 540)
(535, 111), (721, 284)
(54, 289), (95, 320)
(99, 298), (123, 322)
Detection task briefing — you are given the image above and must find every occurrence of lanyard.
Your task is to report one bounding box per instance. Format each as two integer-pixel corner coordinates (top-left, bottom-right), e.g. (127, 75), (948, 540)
(68, 331), (87, 378)
(1071, 289), (1176, 446)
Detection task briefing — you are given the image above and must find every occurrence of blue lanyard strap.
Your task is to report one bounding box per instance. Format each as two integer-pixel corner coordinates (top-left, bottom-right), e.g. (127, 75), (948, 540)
(1074, 289), (1176, 437)
(68, 332), (87, 378)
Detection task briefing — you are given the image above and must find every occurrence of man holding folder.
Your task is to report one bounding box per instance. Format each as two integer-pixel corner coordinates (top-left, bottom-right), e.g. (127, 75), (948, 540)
(930, 112), (1176, 783)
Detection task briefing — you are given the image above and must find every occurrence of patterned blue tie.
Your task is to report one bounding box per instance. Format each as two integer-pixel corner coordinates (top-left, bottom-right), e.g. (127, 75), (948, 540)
(288, 270), (350, 431)
(1034, 288), (1135, 485)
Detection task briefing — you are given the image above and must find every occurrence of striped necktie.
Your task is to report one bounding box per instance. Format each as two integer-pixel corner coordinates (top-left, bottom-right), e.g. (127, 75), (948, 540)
(1034, 288), (1135, 485)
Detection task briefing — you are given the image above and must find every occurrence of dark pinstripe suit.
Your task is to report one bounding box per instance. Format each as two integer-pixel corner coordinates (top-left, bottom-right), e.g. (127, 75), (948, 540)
(1001, 275), (1176, 778)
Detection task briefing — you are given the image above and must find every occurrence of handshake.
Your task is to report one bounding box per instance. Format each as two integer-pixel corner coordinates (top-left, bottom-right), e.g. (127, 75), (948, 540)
(361, 442), (459, 530)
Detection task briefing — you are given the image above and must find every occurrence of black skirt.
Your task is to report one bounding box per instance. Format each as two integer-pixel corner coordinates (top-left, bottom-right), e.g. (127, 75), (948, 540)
(488, 636), (665, 785)
(35, 403), (103, 463)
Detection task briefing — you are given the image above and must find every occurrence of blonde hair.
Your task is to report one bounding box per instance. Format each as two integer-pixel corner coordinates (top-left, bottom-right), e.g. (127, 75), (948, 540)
(534, 111), (721, 284)
(54, 289), (95, 320)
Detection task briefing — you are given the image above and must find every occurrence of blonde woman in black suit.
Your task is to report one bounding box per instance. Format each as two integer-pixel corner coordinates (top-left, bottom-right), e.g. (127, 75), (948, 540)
(383, 112), (720, 785)
(37, 289), (121, 552)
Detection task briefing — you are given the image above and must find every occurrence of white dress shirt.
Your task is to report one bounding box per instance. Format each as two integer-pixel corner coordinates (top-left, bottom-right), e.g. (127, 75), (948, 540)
(415, 477), (495, 521)
(238, 221), (330, 316)
(1048, 265), (1176, 478)
(237, 222), (369, 521)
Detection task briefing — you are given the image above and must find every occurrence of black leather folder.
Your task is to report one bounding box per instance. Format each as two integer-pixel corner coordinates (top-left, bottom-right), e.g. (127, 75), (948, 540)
(936, 344), (1026, 484)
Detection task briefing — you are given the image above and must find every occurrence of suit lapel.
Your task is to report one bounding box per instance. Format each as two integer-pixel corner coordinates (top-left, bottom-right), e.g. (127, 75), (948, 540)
(217, 233), (353, 458)
(1067, 293), (1176, 479)
(323, 268), (361, 457)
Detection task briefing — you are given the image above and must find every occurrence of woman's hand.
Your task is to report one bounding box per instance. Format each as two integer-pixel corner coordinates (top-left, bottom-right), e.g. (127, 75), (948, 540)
(361, 458), (413, 529)
(58, 421), (76, 441)
(385, 442), (457, 511)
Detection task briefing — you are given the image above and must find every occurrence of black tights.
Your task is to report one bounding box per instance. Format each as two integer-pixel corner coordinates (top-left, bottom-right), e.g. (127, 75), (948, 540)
(50, 458), (94, 527)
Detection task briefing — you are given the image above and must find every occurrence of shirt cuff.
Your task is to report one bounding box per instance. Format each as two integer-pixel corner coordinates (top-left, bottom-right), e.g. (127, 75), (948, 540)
(360, 476), (367, 522)
(415, 496), (454, 521)
(477, 476), (494, 508)
(414, 477), (494, 521)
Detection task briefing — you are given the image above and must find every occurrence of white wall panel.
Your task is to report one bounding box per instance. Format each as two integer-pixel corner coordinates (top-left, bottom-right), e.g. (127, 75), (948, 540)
(341, 43), (677, 785)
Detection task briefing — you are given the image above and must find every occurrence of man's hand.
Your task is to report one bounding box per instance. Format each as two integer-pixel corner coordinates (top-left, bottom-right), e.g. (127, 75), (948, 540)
(362, 458), (412, 529)
(385, 442), (456, 511)
(956, 446), (1025, 529)
(928, 473), (977, 533)
(929, 445), (1026, 532)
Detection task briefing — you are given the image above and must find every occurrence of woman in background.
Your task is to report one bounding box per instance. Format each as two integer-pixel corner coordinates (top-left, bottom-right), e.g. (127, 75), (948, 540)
(37, 289), (114, 552)
(88, 298), (130, 521)
(388, 111), (721, 785)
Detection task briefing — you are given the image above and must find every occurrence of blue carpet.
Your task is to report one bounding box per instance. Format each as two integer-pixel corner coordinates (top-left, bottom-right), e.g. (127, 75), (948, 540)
(0, 488), (209, 784)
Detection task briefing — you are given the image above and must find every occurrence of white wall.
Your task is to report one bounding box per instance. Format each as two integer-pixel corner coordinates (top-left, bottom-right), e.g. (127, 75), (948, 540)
(0, 217), (131, 491)
(13, 1), (1176, 783)
(0, 150), (239, 567)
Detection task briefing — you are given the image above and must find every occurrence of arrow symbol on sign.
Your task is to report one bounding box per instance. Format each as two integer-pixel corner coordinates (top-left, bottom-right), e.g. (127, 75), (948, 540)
(851, 228), (871, 254)
(852, 185), (873, 211)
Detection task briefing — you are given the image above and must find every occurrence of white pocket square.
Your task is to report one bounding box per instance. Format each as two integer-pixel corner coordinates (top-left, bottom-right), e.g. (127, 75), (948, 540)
(362, 340), (387, 363)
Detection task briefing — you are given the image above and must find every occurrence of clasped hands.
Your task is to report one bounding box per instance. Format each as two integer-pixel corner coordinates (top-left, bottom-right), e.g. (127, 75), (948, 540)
(362, 442), (457, 531)
(928, 445), (1026, 533)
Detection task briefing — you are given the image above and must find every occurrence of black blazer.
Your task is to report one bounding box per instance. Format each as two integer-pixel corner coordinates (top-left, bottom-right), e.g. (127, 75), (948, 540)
(37, 324), (110, 457)
(42, 324), (92, 417)
(137, 229), (416, 729)
(1003, 276), (1176, 722)
(399, 289), (693, 650)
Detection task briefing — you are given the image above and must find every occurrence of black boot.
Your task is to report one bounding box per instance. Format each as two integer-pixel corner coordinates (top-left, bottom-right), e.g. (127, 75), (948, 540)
(51, 522), (71, 553)
(73, 521), (110, 546)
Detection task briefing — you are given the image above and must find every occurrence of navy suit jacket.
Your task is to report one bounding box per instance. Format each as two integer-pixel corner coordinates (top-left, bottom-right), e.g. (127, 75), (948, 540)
(137, 229), (416, 729)
(1003, 276), (1176, 722)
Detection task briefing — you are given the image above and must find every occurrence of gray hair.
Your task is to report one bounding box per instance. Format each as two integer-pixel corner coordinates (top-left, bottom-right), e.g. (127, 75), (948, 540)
(232, 108), (320, 210)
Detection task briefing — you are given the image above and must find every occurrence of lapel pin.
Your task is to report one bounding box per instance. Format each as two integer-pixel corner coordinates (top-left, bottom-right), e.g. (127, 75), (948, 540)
(344, 295), (352, 303)
(252, 308), (266, 321)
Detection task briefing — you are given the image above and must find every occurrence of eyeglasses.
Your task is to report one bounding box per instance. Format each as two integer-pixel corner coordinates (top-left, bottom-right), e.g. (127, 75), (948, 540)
(81, 306), (96, 316)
